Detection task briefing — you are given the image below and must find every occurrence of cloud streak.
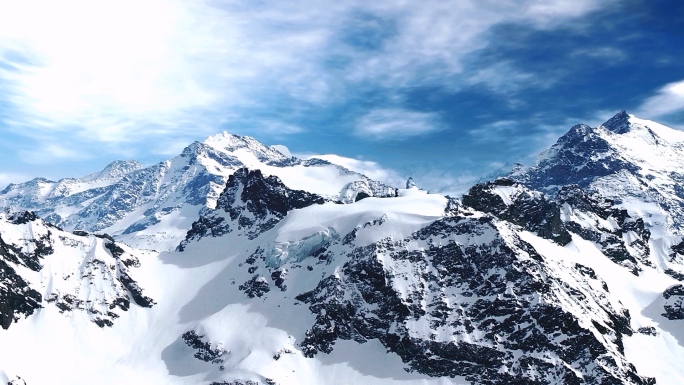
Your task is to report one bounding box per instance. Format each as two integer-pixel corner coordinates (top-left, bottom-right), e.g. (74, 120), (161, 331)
(355, 108), (442, 140)
(636, 80), (684, 119)
(0, 0), (616, 160)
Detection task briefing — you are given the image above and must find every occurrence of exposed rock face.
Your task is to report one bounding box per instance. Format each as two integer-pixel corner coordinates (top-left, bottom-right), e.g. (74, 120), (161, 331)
(222, 194), (652, 385)
(513, 111), (684, 237)
(182, 330), (228, 365)
(555, 185), (652, 274)
(179, 168), (326, 249)
(461, 179), (651, 274)
(663, 285), (684, 320)
(0, 212), (154, 329)
(0, 258), (42, 330)
(289, 214), (649, 385)
(462, 178), (571, 246)
(517, 122), (639, 191)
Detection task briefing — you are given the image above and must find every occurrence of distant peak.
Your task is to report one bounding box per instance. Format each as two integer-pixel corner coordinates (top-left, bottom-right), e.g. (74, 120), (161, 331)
(200, 131), (295, 165)
(203, 131), (257, 149)
(103, 160), (142, 171)
(94, 160), (142, 180)
(601, 110), (632, 134)
(558, 123), (594, 143)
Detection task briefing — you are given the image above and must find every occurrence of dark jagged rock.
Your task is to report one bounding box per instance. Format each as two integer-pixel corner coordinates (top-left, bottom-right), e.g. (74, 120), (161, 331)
(294, 214), (648, 385)
(239, 275), (271, 298)
(0, 216), (154, 328)
(117, 269), (155, 308)
(665, 268), (684, 281)
(556, 185), (651, 274)
(182, 330), (228, 364)
(516, 121), (640, 193)
(8, 211), (38, 225)
(104, 241), (125, 259)
(462, 178), (571, 245)
(602, 110), (631, 134)
(220, 169), (326, 220)
(462, 180), (651, 274)
(178, 168), (326, 249)
(0, 258), (42, 330)
(637, 326), (659, 336)
(662, 284), (684, 320)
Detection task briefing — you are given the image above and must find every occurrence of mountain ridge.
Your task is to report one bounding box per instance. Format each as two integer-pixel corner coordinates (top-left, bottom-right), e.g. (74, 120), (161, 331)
(2, 113), (684, 384)
(0, 132), (397, 251)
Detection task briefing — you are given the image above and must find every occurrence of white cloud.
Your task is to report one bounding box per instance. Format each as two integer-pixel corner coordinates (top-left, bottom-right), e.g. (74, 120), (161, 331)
(468, 120), (518, 141)
(571, 47), (626, 61)
(18, 142), (89, 165)
(635, 80), (684, 119)
(251, 121), (305, 136)
(298, 152), (481, 194)
(302, 153), (404, 185)
(0, 0), (614, 154)
(271, 145), (293, 157)
(524, 0), (607, 26)
(468, 63), (544, 94)
(355, 108), (442, 140)
(0, 172), (31, 188)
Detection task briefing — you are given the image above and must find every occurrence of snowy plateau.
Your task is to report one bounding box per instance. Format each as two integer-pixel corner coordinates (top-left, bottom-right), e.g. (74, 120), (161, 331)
(2, 111), (684, 384)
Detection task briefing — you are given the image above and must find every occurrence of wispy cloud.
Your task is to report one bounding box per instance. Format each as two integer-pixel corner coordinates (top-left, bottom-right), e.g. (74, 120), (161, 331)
(355, 108), (442, 140)
(18, 142), (89, 165)
(571, 47), (627, 61)
(0, 0), (616, 159)
(0, 172), (31, 188)
(635, 80), (684, 119)
(467, 62), (547, 94)
(244, 120), (305, 137)
(301, 153), (404, 186)
(468, 120), (519, 141)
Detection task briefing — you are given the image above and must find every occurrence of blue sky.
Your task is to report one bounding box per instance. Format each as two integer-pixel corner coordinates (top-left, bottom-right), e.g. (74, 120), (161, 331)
(0, 0), (683, 192)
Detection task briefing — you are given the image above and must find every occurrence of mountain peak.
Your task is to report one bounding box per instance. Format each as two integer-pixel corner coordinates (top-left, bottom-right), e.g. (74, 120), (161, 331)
(99, 160), (143, 179)
(203, 131), (258, 151)
(601, 110), (632, 134)
(80, 160), (142, 182)
(202, 131), (294, 166)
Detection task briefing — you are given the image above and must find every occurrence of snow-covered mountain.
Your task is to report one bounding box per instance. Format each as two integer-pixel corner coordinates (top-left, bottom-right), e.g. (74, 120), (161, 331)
(0, 133), (397, 251)
(515, 111), (684, 236)
(3, 114), (684, 384)
(0, 211), (154, 330)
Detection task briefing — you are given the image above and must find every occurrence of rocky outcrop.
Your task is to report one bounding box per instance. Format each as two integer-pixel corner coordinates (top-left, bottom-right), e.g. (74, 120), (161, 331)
(462, 178), (571, 245)
(556, 185), (651, 273)
(0, 258), (42, 330)
(663, 284), (684, 320)
(178, 168), (326, 249)
(0, 212), (154, 329)
(291, 214), (650, 385)
(461, 179), (652, 274)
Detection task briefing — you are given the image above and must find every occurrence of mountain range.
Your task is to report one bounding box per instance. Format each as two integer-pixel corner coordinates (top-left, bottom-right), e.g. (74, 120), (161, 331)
(0, 133), (396, 251)
(2, 111), (684, 385)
